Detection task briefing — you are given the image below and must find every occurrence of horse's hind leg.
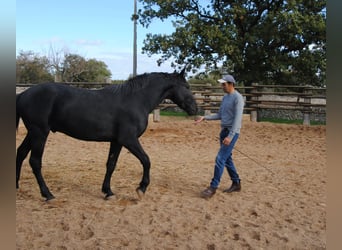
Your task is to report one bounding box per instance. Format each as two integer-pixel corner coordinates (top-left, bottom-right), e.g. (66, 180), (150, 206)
(102, 141), (122, 198)
(16, 135), (31, 189)
(28, 127), (54, 201)
(123, 139), (150, 197)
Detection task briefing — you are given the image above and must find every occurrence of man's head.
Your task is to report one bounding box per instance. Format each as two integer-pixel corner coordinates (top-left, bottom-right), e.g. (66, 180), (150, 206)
(217, 74), (236, 85)
(217, 74), (236, 93)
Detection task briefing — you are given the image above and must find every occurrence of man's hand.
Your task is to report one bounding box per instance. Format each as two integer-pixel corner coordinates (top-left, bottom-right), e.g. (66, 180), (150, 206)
(222, 137), (231, 146)
(194, 116), (205, 124)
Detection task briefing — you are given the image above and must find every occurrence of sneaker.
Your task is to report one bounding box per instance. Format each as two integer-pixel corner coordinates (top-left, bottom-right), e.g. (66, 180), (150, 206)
(200, 186), (216, 199)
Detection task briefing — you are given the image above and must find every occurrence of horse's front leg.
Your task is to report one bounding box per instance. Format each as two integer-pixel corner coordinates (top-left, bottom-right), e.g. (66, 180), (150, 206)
(123, 139), (151, 198)
(102, 141), (122, 199)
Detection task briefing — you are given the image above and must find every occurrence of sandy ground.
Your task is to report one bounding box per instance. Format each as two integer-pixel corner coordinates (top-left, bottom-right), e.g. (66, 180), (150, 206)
(16, 115), (326, 249)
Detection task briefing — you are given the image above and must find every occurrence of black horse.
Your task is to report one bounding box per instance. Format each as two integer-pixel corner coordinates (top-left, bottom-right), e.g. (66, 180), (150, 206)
(16, 69), (197, 201)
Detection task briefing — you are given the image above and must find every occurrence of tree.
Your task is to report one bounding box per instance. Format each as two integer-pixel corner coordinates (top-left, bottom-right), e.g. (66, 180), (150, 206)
(16, 50), (54, 83)
(46, 44), (68, 82)
(138, 0), (326, 87)
(61, 53), (87, 82)
(17, 50), (112, 83)
(79, 59), (112, 82)
(61, 55), (112, 82)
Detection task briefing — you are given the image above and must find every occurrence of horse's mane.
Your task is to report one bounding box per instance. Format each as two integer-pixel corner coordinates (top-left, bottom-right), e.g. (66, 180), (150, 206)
(104, 72), (183, 96)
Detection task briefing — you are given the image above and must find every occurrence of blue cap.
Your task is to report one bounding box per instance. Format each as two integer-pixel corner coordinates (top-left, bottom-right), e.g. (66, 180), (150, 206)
(217, 74), (236, 84)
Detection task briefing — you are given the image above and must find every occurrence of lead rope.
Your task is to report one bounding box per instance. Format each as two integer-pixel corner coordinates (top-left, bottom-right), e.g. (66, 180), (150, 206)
(234, 147), (276, 176)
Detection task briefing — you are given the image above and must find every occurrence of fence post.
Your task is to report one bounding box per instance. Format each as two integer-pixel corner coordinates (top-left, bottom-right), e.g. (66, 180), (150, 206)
(153, 109), (160, 122)
(203, 92), (211, 116)
(54, 73), (62, 82)
(250, 83), (259, 122)
(302, 86), (311, 125)
(204, 109), (211, 116)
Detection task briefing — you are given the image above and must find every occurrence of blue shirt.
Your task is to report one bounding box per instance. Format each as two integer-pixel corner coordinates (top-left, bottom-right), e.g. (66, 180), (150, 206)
(204, 90), (244, 138)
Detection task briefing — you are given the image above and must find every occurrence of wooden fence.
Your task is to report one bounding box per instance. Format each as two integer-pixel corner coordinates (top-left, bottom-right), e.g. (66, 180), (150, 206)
(181, 83), (326, 125)
(16, 82), (326, 125)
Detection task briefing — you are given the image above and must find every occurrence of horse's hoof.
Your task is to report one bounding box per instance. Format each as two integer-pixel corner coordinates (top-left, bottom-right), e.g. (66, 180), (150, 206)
(136, 188), (144, 200)
(104, 193), (114, 200)
(45, 195), (55, 201)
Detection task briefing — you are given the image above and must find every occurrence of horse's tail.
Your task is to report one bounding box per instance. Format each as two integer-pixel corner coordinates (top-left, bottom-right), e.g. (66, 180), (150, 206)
(16, 93), (22, 131)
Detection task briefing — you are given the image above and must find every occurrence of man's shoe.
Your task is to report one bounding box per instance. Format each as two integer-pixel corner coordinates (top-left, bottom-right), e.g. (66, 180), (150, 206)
(223, 182), (241, 193)
(200, 187), (216, 199)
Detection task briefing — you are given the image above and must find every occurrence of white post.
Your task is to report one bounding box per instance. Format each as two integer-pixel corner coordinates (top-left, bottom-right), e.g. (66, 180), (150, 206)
(250, 83), (259, 122)
(153, 109), (160, 122)
(303, 86), (311, 125)
(250, 110), (258, 122)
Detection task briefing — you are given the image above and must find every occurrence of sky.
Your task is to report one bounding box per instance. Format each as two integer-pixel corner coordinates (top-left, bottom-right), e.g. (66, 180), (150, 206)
(16, 0), (176, 80)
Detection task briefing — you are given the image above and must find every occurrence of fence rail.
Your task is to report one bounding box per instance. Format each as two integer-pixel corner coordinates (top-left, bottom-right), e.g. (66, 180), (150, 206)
(159, 83), (326, 125)
(16, 82), (326, 125)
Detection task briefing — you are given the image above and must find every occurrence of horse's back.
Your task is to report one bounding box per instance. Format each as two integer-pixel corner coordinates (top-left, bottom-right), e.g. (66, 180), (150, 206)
(17, 83), (128, 140)
(17, 83), (81, 128)
(17, 83), (57, 121)
(18, 83), (66, 102)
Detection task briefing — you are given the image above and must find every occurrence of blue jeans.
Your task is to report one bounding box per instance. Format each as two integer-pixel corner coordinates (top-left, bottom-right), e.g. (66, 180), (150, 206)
(210, 128), (240, 189)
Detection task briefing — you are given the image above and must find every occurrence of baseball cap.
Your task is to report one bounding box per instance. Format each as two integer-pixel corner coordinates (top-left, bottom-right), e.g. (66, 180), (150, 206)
(217, 74), (236, 84)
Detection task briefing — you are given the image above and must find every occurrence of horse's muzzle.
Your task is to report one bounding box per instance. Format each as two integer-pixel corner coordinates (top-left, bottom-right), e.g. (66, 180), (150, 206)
(187, 104), (198, 116)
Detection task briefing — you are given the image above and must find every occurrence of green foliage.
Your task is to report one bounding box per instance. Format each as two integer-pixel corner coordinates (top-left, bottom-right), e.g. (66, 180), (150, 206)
(62, 54), (87, 82)
(138, 0), (326, 87)
(78, 58), (112, 82)
(111, 79), (126, 84)
(188, 77), (217, 86)
(160, 110), (187, 117)
(16, 50), (54, 83)
(16, 50), (112, 83)
(187, 70), (221, 86)
(61, 54), (112, 82)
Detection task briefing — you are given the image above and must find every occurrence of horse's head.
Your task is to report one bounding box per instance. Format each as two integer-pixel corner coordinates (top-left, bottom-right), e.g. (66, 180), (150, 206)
(167, 68), (197, 116)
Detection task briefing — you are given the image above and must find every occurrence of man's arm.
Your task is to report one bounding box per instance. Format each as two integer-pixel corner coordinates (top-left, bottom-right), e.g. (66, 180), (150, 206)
(228, 94), (244, 138)
(195, 113), (221, 124)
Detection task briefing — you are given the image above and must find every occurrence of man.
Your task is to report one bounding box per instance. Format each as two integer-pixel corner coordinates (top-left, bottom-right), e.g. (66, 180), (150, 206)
(195, 74), (244, 198)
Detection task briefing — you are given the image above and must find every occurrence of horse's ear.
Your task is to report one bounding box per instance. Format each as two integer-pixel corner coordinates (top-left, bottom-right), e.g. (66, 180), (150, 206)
(180, 66), (187, 77)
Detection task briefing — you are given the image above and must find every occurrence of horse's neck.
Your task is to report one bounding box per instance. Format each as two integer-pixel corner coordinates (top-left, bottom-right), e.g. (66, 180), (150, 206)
(107, 77), (172, 113)
(136, 81), (171, 113)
